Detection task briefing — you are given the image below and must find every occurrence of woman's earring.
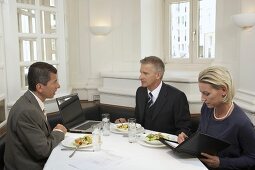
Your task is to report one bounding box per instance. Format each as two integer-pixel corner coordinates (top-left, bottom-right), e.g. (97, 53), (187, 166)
(222, 94), (227, 103)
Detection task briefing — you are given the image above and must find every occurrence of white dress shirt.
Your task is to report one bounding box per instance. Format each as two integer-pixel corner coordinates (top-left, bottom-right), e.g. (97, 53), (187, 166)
(147, 81), (162, 104)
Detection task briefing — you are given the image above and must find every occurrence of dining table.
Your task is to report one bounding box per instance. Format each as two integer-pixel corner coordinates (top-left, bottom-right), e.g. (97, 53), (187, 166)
(44, 124), (208, 170)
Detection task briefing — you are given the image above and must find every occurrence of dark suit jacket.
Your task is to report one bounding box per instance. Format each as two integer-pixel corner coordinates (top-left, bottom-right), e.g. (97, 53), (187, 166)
(135, 82), (191, 135)
(4, 91), (64, 170)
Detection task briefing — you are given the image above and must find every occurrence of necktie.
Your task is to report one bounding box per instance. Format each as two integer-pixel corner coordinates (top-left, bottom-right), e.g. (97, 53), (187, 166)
(147, 92), (153, 108)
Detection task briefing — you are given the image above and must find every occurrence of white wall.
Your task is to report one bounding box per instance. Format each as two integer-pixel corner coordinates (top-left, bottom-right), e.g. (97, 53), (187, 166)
(0, 0), (254, 124)
(141, 0), (163, 58)
(67, 0), (255, 123)
(234, 0), (255, 123)
(68, 0), (141, 86)
(99, 71), (202, 113)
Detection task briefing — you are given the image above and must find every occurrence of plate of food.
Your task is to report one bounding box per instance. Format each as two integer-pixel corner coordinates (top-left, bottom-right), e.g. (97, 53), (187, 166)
(138, 140), (165, 148)
(62, 135), (93, 148)
(141, 132), (178, 146)
(112, 123), (142, 133)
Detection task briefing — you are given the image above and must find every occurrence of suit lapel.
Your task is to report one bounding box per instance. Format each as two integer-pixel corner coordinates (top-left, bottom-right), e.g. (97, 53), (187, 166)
(42, 110), (52, 132)
(151, 83), (168, 121)
(139, 88), (148, 122)
(24, 91), (51, 132)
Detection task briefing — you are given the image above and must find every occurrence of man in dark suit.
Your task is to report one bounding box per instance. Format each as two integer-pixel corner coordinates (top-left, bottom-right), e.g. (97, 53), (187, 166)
(116, 56), (191, 143)
(4, 62), (67, 170)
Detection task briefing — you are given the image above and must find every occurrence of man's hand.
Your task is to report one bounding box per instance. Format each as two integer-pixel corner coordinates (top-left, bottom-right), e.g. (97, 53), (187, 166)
(199, 153), (220, 168)
(54, 124), (67, 134)
(177, 132), (188, 144)
(114, 118), (127, 123)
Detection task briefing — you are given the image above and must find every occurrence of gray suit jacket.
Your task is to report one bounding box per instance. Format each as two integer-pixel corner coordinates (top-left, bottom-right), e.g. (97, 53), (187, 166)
(4, 91), (64, 170)
(135, 82), (191, 135)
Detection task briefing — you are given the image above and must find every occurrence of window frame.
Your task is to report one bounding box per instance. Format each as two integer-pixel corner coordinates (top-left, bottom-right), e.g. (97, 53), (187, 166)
(3, 0), (68, 109)
(13, 0), (68, 95)
(164, 0), (215, 65)
(17, 1), (60, 89)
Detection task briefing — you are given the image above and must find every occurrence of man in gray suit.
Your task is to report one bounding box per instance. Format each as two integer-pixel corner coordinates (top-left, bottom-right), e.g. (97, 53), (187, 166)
(4, 62), (67, 170)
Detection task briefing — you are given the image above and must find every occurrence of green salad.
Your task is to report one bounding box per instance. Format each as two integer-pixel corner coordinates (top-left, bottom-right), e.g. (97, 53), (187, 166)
(146, 133), (165, 141)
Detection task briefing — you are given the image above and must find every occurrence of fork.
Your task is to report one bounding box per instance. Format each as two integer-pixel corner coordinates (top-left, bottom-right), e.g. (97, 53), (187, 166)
(69, 144), (81, 158)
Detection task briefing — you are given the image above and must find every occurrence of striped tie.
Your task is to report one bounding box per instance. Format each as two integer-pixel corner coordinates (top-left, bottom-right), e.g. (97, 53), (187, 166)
(147, 92), (153, 108)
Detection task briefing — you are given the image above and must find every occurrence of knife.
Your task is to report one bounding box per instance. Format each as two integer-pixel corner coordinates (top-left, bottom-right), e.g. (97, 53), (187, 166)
(62, 148), (94, 152)
(68, 129), (92, 134)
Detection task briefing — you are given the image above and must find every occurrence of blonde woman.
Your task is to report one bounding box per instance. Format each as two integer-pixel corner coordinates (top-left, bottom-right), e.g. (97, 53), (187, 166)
(197, 66), (255, 169)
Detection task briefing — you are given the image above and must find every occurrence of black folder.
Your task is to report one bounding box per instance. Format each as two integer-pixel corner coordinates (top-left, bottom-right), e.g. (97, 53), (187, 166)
(159, 132), (230, 158)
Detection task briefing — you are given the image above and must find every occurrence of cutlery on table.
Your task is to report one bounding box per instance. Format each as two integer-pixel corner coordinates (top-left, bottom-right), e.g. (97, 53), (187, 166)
(69, 142), (82, 158)
(62, 148), (94, 152)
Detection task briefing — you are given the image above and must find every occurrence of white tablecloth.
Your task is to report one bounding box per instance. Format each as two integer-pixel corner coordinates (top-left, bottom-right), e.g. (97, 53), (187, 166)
(44, 129), (207, 170)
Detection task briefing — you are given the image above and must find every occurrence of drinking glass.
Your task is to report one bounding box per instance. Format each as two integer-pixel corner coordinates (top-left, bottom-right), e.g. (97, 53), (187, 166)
(92, 124), (102, 151)
(128, 118), (137, 143)
(102, 113), (110, 136)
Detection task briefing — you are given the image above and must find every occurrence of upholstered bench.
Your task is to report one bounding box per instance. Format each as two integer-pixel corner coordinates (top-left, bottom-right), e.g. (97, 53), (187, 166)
(47, 102), (200, 134)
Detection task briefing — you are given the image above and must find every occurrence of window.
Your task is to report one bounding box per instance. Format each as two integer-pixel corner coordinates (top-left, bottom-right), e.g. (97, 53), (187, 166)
(17, 0), (59, 89)
(165, 0), (216, 63)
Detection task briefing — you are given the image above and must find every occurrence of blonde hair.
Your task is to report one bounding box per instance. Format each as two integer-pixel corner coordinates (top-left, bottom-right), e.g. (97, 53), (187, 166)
(198, 66), (235, 103)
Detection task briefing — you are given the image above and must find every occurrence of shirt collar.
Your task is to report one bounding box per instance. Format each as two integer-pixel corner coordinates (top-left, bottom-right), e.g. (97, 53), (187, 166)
(147, 81), (162, 103)
(29, 90), (45, 112)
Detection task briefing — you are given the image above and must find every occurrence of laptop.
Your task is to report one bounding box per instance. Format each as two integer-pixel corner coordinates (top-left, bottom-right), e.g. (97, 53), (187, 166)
(159, 132), (230, 158)
(56, 93), (101, 133)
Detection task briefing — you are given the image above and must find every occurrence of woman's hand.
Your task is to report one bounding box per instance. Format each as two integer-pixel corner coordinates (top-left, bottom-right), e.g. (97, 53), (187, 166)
(199, 153), (220, 168)
(177, 132), (188, 144)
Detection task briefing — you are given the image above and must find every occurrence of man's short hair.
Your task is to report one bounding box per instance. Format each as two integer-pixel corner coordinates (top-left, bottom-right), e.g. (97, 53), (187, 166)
(140, 56), (165, 78)
(28, 62), (57, 91)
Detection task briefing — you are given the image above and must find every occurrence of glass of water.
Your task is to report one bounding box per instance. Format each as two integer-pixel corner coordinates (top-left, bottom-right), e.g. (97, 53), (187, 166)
(92, 124), (102, 151)
(128, 118), (137, 143)
(102, 113), (110, 136)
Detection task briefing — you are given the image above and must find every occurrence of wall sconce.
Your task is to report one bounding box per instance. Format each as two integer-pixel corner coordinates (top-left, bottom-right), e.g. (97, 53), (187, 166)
(232, 13), (255, 29)
(90, 26), (111, 36)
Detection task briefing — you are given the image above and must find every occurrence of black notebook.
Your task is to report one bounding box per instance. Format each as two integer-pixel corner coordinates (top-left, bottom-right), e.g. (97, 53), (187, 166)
(159, 132), (230, 158)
